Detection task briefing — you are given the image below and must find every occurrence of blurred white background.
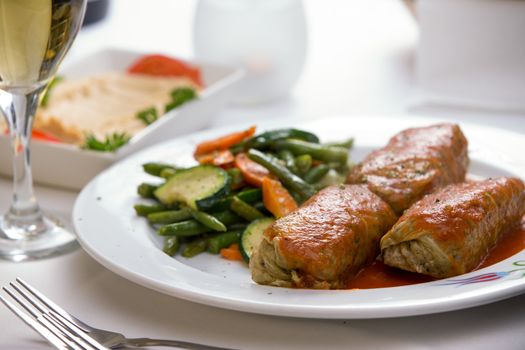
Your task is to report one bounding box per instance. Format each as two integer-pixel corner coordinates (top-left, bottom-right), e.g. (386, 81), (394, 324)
(69, 0), (525, 132)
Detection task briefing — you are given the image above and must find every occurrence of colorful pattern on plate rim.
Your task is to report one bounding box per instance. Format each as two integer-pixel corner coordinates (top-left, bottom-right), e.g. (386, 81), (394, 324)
(438, 261), (525, 286)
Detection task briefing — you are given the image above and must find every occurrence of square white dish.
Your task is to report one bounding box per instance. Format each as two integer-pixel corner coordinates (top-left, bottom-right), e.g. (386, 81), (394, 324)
(0, 48), (244, 190)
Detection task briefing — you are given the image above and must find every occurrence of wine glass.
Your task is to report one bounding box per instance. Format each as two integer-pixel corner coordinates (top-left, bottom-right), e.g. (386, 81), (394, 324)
(0, 0), (86, 261)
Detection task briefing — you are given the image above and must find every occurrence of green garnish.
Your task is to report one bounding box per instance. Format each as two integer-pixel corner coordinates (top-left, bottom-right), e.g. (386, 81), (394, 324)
(165, 87), (197, 112)
(41, 75), (64, 107)
(136, 106), (158, 125)
(83, 132), (131, 152)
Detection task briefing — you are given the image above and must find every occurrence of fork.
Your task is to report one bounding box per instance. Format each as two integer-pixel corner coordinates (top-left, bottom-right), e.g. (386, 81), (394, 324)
(0, 282), (108, 350)
(2, 279), (234, 350)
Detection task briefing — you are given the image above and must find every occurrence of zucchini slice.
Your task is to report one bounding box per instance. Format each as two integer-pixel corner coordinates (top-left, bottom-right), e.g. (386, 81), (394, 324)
(154, 165), (231, 209)
(240, 217), (275, 262)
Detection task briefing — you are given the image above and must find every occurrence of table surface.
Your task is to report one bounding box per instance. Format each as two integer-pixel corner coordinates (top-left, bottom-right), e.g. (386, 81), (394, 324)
(1, 1), (525, 349)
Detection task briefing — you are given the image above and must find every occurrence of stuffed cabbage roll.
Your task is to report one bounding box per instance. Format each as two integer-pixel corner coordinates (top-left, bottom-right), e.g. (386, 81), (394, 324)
(250, 185), (397, 289)
(381, 177), (525, 278)
(347, 123), (468, 214)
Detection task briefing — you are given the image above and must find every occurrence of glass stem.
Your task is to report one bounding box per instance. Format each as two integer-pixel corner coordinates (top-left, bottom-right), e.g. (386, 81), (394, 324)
(0, 86), (45, 229)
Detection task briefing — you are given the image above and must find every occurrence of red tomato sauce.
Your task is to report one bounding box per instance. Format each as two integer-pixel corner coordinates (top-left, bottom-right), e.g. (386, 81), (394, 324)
(346, 218), (525, 289)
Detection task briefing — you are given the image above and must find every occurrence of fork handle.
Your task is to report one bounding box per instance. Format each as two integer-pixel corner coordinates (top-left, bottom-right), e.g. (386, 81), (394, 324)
(123, 337), (236, 350)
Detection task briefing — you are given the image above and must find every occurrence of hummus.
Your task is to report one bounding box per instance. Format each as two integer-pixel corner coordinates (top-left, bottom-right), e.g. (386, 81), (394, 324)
(33, 72), (200, 144)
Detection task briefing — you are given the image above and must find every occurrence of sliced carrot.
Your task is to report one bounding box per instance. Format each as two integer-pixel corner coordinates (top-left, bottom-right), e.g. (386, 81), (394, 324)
(220, 243), (243, 261)
(196, 149), (235, 167)
(194, 126), (256, 156)
(4, 127), (62, 143)
(32, 130), (61, 143)
(195, 153), (214, 164)
(214, 149), (235, 165)
(262, 176), (298, 218)
(234, 152), (270, 187)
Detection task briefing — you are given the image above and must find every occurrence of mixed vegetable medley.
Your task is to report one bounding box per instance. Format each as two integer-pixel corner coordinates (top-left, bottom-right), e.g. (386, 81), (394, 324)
(133, 126), (354, 263)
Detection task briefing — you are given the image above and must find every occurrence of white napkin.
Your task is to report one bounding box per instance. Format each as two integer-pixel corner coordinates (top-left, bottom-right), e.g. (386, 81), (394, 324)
(412, 0), (525, 112)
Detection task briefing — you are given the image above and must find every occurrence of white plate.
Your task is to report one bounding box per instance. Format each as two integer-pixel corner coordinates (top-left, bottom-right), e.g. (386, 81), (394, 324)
(0, 48), (244, 190)
(73, 116), (525, 319)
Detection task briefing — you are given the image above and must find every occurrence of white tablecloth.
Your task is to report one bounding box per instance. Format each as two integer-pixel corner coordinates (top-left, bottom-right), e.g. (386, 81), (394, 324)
(1, 1), (524, 349)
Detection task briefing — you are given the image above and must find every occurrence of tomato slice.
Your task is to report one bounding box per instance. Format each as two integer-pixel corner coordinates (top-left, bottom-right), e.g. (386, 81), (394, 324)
(128, 54), (203, 87)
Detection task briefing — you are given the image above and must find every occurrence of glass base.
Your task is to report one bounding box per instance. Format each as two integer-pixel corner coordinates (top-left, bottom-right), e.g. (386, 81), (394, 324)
(0, 213), (78, 262)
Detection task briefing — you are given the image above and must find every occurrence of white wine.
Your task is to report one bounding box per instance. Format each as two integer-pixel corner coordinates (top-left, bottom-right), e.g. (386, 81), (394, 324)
(0, 0), (85, 87)
(0, 0), (51, 85)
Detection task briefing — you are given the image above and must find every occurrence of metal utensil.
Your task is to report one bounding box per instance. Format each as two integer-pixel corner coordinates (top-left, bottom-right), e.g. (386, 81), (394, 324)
(1, 281), (107, 350)
(2, 278), (234, 350)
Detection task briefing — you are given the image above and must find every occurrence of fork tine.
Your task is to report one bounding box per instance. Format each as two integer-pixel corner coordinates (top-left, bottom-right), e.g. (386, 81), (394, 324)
(0, 293), (68, 350)
(49, 310), (108, 350)
(43, 313), (94, 350)
(3, 286), (39, 318)
(42, 315), (90, 350)
(9, 282), (49, 314)
(16, 278), (83, 327)
(11, 279), (107, 349)
(3, 286), (85, 350)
